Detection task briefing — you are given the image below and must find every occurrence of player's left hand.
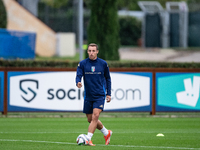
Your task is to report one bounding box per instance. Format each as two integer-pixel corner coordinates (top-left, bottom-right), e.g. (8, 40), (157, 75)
(106, 95), (111, 103)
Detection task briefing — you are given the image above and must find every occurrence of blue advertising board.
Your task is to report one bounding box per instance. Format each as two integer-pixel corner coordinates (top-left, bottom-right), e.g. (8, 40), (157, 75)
(0, 29), (36, 59)
(8, 71), (152, 112)
(0, 72), (4, 112)
(156, 73), (200, 111)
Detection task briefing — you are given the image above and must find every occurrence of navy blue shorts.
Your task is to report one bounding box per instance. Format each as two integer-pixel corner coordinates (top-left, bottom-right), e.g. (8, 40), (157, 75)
(83, 100), (105, 114)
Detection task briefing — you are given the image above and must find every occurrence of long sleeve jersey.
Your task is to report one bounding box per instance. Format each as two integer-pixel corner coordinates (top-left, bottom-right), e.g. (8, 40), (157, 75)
(76, 57), (111, 101)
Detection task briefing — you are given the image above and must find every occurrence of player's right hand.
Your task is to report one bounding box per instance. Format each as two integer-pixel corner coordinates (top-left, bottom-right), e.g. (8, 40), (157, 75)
(77, 82), (82, 88)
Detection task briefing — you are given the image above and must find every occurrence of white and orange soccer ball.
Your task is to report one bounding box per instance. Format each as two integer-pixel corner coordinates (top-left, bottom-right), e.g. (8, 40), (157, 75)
(76, 134), (88, 145)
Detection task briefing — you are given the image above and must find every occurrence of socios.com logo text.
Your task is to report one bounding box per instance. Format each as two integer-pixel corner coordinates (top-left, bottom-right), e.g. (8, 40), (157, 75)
(20, 79), (141, 102)
(111, 88), (141, 100)
(47, 88), (84, 100)
(47, 88), (141, 101)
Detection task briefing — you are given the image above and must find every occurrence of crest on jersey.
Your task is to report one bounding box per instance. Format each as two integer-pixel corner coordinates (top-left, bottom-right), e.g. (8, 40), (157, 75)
(91, 66), (95, 72)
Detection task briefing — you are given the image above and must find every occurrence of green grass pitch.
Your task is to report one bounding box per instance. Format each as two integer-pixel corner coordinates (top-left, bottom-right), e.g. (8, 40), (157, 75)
(0, 116), (200, 150)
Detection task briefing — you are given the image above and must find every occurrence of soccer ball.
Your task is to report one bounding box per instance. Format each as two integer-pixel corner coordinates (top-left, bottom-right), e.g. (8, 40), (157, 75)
(76, 134), (88, 145)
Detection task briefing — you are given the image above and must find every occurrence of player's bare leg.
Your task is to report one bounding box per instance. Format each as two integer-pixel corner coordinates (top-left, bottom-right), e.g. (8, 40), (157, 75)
(87, 108), (102, 133)
(86, 114), (103, 130)
(85, 108), (102, 146)
(96, 120), (103, 130)
(86, 109), (112, 145)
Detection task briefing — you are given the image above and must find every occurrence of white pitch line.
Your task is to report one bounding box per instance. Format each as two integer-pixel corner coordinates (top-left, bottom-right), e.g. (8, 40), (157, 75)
(1, 131), (200, 134)
(0, 139), (76, 145)
(0, 139), (199, 150)
(0, 132), (82, 134)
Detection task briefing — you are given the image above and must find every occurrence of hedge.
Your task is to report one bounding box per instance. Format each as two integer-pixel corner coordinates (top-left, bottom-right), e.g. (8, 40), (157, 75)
(0, 60), (200, 68)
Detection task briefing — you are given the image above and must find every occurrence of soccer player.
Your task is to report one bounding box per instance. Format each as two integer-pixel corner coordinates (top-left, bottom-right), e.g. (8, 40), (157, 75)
(76, 43), (112, 146)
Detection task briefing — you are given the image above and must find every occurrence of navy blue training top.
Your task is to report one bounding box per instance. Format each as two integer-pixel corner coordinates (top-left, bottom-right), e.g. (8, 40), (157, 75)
(76, 57), (111, 101)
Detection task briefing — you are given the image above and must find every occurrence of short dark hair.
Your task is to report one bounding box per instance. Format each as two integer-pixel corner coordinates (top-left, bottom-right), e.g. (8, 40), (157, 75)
(88, 43), (99, 50)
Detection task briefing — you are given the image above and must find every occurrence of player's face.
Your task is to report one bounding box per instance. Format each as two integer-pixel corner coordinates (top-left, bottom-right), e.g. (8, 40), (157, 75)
(87, 46), (98, 60)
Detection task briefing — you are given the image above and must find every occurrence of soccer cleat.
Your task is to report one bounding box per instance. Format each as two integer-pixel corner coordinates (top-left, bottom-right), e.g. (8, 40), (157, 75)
(85, 140), (95, 146)
(104, 130), (112, 145)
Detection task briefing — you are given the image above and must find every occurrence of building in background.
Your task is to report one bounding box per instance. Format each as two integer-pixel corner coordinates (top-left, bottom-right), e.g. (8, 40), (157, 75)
(2, 0), (76, 57)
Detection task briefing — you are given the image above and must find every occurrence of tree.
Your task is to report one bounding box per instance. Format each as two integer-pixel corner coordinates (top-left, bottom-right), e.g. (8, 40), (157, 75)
(119, 16), (141, 46)
(187, 0), (200, 11)
(0, 0), (7, 28)
(87, 0), (120, 60)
